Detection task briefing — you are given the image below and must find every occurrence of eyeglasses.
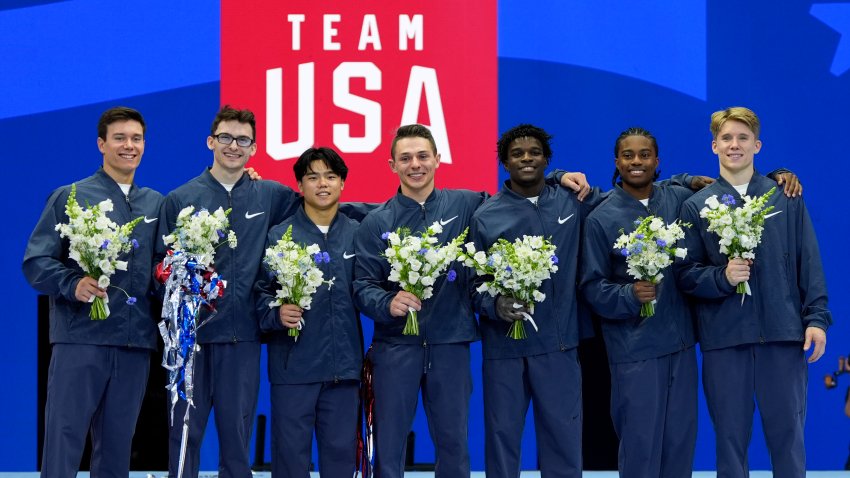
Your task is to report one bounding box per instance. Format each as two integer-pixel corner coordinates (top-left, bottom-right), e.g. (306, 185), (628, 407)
(213, 133), (255, 147)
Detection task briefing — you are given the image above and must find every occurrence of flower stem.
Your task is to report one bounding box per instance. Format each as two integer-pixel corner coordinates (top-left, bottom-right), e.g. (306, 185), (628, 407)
(402, 309), (419, 336)
(90, 297), (108, 320)
(507, 320), (527, 340)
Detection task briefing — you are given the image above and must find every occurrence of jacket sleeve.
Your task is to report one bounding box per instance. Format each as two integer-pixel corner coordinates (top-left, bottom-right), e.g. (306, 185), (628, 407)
(582, 185), (610, 214)
(579, 216), (641, 320)
(254, 231), (286, 333)
(339, 202), (380, 222)
(352, 216), (397, 324)
(659, 173), (695, 189)
(546, 169), (568, 185)
(155, 193), (183, 258)
(795, 199), (832, 330)
(547, 169), (607, 210)
(150, 194), (180, 296)
(673, 200), (737, 299)
(765, 167), (791, 181)
(268, 183), (302, 226)
(470, 215), (500, 321)
(22, 188), (84, 302)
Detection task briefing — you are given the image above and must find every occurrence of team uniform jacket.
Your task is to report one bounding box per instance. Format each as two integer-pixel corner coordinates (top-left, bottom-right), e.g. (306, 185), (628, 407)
(674, 171), (832, 350)
(157, 168), (300, 344)
(471, 181), (602, 359)
(255, 206), (363, 384)
(353, 188), (487, 345)
(23, 168), (163, 350)
(580, 183), (696, 363)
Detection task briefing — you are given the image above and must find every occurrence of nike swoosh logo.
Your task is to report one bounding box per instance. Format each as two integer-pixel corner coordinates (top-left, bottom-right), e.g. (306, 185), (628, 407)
(764, 210), (783, 219)
(143, 216), (158, 223)
(558, 214), (574, 224)
(245, 211), (265, 219)
(439, 215), (458, 226)
(343, 252), (356, 259)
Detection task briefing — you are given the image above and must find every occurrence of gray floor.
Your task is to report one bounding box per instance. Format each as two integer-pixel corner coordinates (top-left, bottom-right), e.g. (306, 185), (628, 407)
(1, 471), (849, 478)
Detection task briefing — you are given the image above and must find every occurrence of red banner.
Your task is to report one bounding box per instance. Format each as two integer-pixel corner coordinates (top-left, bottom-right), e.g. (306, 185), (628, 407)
(221, 0), (498, 201)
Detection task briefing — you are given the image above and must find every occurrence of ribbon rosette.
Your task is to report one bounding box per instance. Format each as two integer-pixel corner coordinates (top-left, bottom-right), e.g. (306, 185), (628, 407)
(383, 222), (468, 336)
(262, 225), (334, 340)
(462, 235), (558, 339)
(55, 183), (143, 320)
(699, 187), (775, 303)
(613, 216), (689, 318)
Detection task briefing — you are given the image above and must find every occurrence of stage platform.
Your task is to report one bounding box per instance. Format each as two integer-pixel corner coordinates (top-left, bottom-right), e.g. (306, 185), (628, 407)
(1, 472), (847, 477)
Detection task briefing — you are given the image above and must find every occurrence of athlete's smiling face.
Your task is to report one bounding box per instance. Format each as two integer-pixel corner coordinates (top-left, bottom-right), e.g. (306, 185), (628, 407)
(390, 136), (440, 202)
(98, 120), (145, 183)
(503, 136), (547, 197)
(712, 119), (761, 177)
(208, 120), (257, 175)
(615, 135), (659, 192)
(298, 159), (343, 213)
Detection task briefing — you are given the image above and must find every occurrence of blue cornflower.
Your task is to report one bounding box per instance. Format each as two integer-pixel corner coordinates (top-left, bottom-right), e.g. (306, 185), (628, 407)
(101, 239), (111, 249)
(277, 252), (284, 257)
(721, 194), (736, 206)
(447, 270), (457, 282)
(634, 243), (644, 253)
(633, 219), (641, 226)
(126, 297), (137, 305)
(131, 238), (139, 249)
(381, 232), (390, 240)
(620, 248), (630, 257)
(551, 255), (559, 265)
(322, 252), (331, 263)
(656, 239), (667, 247)
(505, 265), (513, 273)
(313, 252), (323, 264)
(419, 248), (428, 255)
(635, 233), (645, 240)
(216, 229), (225, 239)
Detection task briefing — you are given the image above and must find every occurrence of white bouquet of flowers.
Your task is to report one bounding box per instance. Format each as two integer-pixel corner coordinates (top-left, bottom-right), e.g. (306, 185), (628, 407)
(263, 225), (334, 340)
(382, 222), (468, 335)
(162, 206), (237, 267)
(55, 183), (143, 320)
(613, 216), (689, 318)
(699, 186), (776, 301)
(463, 235), (558, 339)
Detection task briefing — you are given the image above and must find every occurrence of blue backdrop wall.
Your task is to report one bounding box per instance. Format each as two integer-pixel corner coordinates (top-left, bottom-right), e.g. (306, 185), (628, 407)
(1, 0), (848, 472)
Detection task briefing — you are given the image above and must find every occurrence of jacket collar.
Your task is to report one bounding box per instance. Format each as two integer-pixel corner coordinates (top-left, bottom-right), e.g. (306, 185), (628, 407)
(200, 167), (248, 192)
(713, 169), (768, 197)
(94, 167), (136, 196)
(499, 179), (549, 203)
(610, 182), (659, 207)
(293, 201), (341, 232)
(394, 187), (439, 208)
